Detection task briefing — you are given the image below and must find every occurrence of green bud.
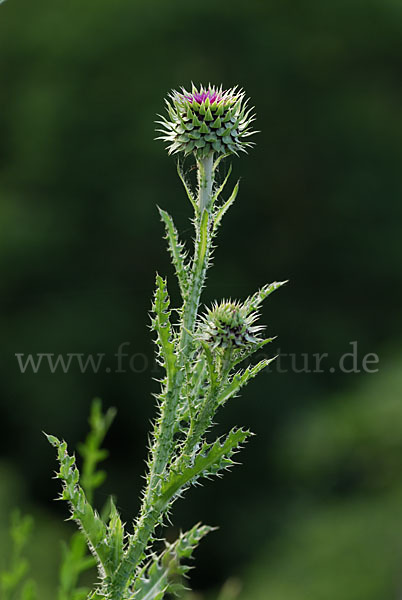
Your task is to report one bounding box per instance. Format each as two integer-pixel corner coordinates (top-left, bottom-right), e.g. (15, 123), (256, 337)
(156, 84), (257, 159)
(198, 301), (264, 351)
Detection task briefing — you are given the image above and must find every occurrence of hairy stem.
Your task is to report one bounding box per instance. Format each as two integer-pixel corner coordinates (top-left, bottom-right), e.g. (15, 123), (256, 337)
(198, 154), (214, 213)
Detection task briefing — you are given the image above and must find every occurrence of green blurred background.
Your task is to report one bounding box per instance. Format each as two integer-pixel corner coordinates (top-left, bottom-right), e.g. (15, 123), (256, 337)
(1, 0), (402, 597)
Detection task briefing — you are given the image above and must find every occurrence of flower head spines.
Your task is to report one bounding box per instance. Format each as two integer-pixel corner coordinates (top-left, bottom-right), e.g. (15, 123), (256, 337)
(157, 84), (256, 158)
(198, 300), (264, 351)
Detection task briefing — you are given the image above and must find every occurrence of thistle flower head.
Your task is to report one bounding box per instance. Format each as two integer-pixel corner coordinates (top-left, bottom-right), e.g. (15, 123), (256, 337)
(157, 84), (256, 159)
(198, 300), (264, 351)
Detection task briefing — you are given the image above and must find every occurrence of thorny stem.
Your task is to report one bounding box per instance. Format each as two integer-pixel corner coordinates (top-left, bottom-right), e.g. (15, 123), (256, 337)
(110, 154), (215, 599)
(198, 154), (214, 213)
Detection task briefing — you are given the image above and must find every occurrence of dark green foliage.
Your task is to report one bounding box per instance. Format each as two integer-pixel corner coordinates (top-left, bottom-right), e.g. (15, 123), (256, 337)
(59, 533), (95, 600)
(2, 0), (401, 597)
(0, 511), (37, 600)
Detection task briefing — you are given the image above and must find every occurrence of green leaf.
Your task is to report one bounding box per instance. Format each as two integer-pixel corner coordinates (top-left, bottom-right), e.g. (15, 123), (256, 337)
(151, 275), (177, 386)
(20, 580), (37, 600)
(129, 560), (167, 600)
(213, 181), (239, 233)
(217, 358), (276, 407)
(58, 533), (95, 600)
(179, 356), (208, 426)
(70, 591), (88, 600)
(129, 524), (213, 600)
(194, 208), (209, 271)
(57, 400), (115, 600)
(158, 207), (189, 299)
(231, 337), (276, 369)
(244, 280), (288, 314)
(159, 428), (251, 506)
(177, 162), (198, 214)
(105, 499), (125, 574)
(213, 152), (231, 172)
(46, 435), (110, 577)
(200, 340), (218, 387)
(78, 399), (116, 502)
(180, 207), (210, 349)
(211, 163), (232, 206)
(0, 511), (36, 600)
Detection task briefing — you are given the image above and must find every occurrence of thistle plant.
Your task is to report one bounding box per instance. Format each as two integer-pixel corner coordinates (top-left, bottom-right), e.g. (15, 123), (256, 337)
(43, 83), (286, 600)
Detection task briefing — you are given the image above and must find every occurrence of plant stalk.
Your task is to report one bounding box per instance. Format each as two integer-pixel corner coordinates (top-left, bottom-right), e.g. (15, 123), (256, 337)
(198, 153), (214, 213)
(110, 154), (215, 599)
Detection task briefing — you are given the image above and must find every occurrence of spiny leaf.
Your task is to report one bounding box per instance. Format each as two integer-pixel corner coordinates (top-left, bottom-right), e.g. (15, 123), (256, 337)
(129, 524), (213, 600)
(217, 357), (276, 407)
(177, 161), (198, 214)
(179, 357), (208, 426)
(213, 152), (231, 172)
(105, 499), (125, 574)
(174, 523), (213, 558)
(129, 559), (167, 600)
(230, 336), (276, 369)
(45, 434), (110, 577)
(159, 428), (251, 505)
(195, 208), (209, 268)
(244, 280), (288, 314)
(58, 400), (115, 600)
(200, 340), (217, 387)
(151, 275), (177, 385)
(158, 207), (189, 299)
(213, 181), (239, 233)
(211, 163), (232, 206)
(180, 207), (211, 350)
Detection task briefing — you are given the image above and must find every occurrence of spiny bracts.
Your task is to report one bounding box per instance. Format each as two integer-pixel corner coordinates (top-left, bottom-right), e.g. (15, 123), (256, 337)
(157, 84), (256, 159)
(198, 300), (264, 351)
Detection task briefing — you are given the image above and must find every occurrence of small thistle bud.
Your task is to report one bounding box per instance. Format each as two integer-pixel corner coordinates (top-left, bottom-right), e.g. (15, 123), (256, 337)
(157, 84), (256, 158)
(198, 301), (264, 351)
